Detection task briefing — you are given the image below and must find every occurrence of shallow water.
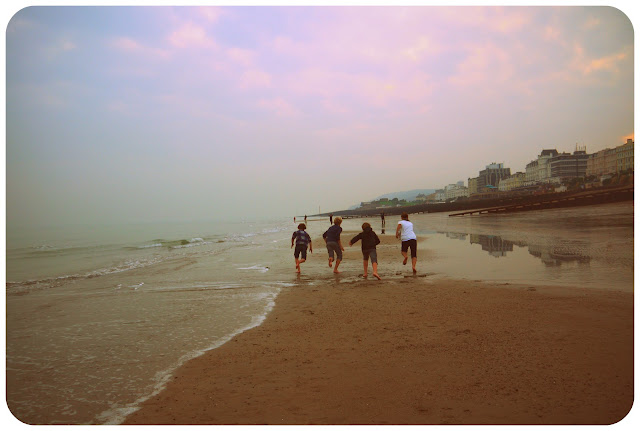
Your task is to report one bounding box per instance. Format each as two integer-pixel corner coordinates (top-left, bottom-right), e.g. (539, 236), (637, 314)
(6, 219), (296, 424)
(5, 202), (634, 424)
(338, 201), (633, 291)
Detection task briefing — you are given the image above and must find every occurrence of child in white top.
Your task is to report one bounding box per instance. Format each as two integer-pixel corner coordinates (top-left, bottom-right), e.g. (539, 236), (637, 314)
(396, 212), (417, 273)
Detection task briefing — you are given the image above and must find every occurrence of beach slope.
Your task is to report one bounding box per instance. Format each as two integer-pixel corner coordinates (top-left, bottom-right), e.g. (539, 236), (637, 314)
(124, 273), (633, 425)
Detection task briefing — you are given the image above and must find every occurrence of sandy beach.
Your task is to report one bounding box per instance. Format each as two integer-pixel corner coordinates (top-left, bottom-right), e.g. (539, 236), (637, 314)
(123, 233), (634, 425)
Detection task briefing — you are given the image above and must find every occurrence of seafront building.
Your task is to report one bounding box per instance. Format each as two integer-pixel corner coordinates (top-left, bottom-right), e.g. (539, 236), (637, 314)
(586, 139), (634, 177)
(476, 163), (511, 191)
(467, 177), (478, 195)
(423, 139), (633, 205)
(498, 172), (526, 192)
(525, 149), (559, 185)
(617, 139), (634, 172)
(549, 147), (588, 182)
(444, 181), (469, 200)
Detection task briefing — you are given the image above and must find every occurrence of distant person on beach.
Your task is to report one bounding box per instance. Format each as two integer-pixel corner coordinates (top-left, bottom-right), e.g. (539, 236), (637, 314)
(381, 211), (386, 227)
(349, 222), (381, 280)
(304, 215), (307, 222)
(291, 223), (312, 273)
(323, 216), (344, 273)
(329, 214), (333, 224)
(396, 212), (417, 273)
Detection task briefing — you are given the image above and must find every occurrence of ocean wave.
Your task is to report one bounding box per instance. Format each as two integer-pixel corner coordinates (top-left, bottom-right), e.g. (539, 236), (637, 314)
(137, 243), (163, 249)
(237, 265), (270, 273)
(133, 237), (211, 250)
(6, 256), (165, 294)
(95, 286), (282, 425)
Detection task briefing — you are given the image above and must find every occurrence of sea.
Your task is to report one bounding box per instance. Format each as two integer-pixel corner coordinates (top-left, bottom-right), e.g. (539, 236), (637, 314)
(4, 201), (634, 425)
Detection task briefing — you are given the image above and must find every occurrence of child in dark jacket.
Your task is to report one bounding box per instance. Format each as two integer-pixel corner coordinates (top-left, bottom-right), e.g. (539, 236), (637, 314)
(291, 223), (313, 273)
(349, 222), (381, 280)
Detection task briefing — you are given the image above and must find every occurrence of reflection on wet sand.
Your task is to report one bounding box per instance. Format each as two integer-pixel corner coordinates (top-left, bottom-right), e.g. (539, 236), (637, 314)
(440, 232), (592, 266)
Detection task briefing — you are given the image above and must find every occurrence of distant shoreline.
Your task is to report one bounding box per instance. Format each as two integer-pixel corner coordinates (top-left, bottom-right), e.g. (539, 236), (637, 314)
(312, 184), (633, 219)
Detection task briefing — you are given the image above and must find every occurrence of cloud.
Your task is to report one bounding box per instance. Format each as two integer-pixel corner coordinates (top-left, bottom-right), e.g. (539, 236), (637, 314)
(168, 22), (216, 49)
(44, 38), (77, 59)
(111, 36), (142, 52)
(582, 51), (628, 76)
(257, 97), (300, 117)
(110, 36), (170, 60)
(447, 42), (514, 89)
(239, 69), (272, 90)
(197, 6), (224, 23)
(402, 36), (442, 62)
(226, 47), (255, 66)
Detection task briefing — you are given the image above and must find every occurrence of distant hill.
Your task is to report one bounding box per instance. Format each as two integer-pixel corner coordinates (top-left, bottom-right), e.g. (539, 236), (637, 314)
(348, 188), (436, 210)
(372, 188), (437, 202)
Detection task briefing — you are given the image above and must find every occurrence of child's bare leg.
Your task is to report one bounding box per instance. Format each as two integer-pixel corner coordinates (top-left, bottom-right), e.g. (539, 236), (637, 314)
(412, 257), (417, 273)
(328, 257), (333, 267)
(372, 262), (381, 280)
(401, 251), (408, 265)
(295, 258), (301, 273)
(333, 259), (341, 274)
(362, 260), (368, 277)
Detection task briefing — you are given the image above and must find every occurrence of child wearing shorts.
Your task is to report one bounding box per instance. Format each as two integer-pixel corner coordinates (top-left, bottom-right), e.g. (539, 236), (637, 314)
(396, 212), (417, 273)
(349, 222), (381, 280)
(323, 216), (344, 273)
(291, 223), (313, 273)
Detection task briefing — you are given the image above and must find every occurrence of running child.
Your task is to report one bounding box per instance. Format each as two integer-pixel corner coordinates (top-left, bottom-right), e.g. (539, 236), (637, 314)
(349, 222), (382, 280)
(291, 223), (313, 273)
(322, 216), (344, 273)
(396, 212), (417, 273)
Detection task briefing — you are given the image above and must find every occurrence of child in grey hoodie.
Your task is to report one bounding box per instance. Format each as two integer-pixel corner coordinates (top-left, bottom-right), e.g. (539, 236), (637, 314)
(349, 222), (381, 280)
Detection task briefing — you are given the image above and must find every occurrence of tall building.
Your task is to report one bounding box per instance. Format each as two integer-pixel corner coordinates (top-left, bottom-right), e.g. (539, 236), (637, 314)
(525, 149), (559, 184)
(444, 182), (469, 200)
(467, 177), (478, 195)
(498, 172), (526, 191)
(586, 139), (634, 176)
(617, 138), (634, 173)
(477, 163), (511, 190)
(586, 148), (610, 176)
(549, 148), (588, 181)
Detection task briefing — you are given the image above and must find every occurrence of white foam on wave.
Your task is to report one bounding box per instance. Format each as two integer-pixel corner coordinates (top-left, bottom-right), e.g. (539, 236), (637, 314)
(171, 239), (212, 249)
(138, 243), (163, 249)
(238, 265), (270, 273)
(96, 285), (283, 425)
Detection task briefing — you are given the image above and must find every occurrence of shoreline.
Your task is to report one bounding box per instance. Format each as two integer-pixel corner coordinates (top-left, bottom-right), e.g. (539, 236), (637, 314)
(123, 235), (634, 425)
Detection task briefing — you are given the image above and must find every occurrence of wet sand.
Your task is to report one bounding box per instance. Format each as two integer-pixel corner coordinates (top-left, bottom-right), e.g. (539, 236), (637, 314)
(123, 234), (634, 425)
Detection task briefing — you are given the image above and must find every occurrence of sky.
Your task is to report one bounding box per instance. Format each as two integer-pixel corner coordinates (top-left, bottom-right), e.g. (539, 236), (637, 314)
(3, 2), (635, 227)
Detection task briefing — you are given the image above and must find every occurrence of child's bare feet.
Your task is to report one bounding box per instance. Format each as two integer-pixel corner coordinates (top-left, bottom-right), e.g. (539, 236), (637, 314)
(403, 257), (408, 265)
(373, 273), (381, 280)
(333, 269), (341, 274)
(328, 258), (333, 267)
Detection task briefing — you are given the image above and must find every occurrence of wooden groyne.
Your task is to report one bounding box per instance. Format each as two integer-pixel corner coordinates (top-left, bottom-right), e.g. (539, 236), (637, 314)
(449, 186), (633, 217)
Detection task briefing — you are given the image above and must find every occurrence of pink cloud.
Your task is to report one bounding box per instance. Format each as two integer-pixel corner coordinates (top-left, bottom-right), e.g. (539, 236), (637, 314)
(226, 47), (255, 66)
(168, 22), (216, 49)
(197, 6), (224, 23)
(257, 97), (300, 117)
(448, 42), (514, 88)
(583, 51), (628, 75)
(239, 69), (272, 90)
